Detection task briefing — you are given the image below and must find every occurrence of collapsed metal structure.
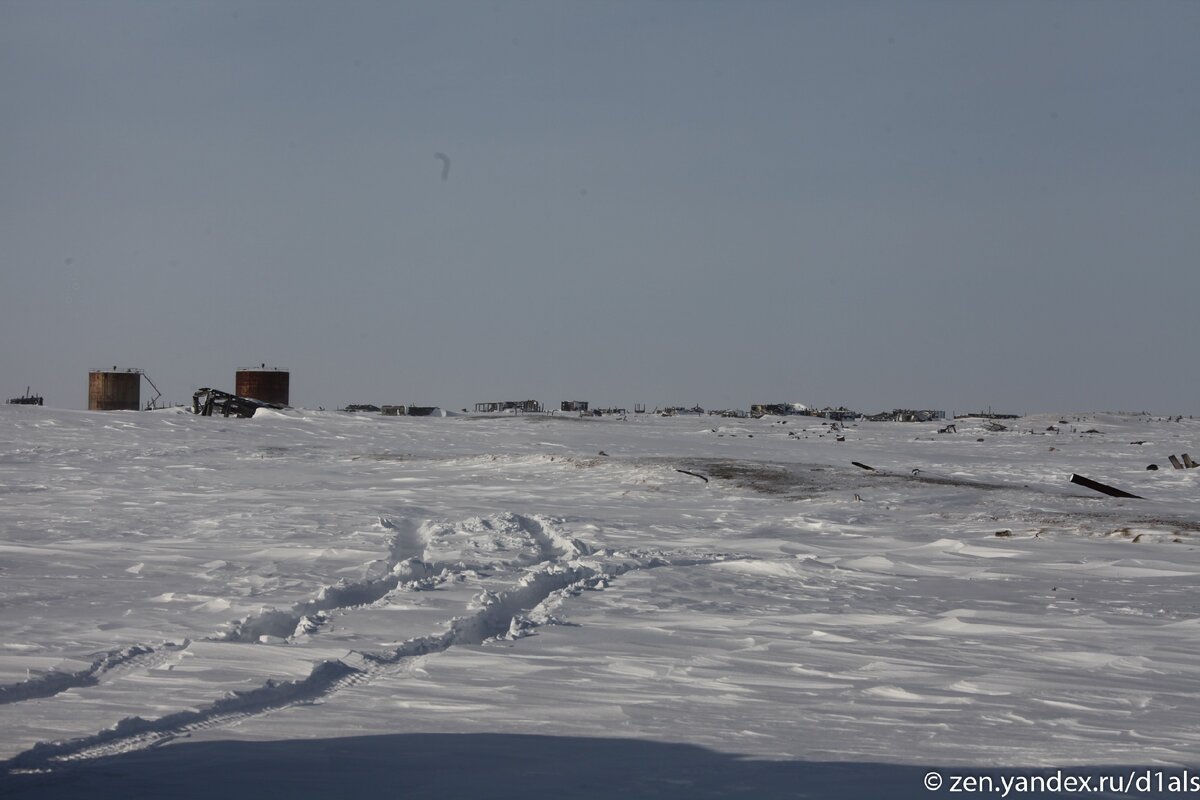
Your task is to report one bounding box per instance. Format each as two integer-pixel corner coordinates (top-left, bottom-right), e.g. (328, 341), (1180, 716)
(192, 387), (285, 418)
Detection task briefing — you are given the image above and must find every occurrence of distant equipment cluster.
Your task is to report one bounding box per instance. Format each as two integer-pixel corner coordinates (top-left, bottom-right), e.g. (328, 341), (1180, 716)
(5, 368), (1029, 424)
(80, 364), (289, 414)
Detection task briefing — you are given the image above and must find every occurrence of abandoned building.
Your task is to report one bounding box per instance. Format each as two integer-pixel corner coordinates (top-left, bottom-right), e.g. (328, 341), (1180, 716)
(955, 410), (1021, 420)
(474, 400), (544, 413)
(749, 403), (808, 417)
(560, 401), (589, 413)
(866, 409), (948, 423)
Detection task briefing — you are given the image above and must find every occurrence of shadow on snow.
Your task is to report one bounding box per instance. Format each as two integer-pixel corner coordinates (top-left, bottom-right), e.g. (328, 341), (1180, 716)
(1, 732), (1169, 799)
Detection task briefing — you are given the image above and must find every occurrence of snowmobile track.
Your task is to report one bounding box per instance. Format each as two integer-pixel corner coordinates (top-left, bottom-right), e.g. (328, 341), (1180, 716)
(4, 534), (746, 771)
(0, 642), (189, 707)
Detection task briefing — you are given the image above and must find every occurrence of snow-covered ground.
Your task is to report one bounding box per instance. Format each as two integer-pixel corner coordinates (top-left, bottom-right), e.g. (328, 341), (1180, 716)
(1, 406), (1198, 797)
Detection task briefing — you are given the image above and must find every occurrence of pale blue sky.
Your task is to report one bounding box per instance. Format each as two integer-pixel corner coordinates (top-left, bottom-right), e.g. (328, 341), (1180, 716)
(3, 1), (1198, 413)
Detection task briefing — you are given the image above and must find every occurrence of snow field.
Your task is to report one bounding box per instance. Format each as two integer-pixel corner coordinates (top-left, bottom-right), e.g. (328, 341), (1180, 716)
(1, 406), (1198, 785)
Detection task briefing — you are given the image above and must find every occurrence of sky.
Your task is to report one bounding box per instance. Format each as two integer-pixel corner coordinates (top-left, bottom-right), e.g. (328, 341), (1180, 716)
(2, 1), (1198, 414)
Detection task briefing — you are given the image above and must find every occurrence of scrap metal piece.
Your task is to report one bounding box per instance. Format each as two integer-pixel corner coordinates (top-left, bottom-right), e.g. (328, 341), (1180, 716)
(1069, 473), (1142, 499)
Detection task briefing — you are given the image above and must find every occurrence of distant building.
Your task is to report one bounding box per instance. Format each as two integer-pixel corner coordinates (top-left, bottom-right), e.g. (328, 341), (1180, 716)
(955, 410), (1020, 420)
(378, 405), (439, 416)
(560, 401), (589, 413)
(658, 405), (704, 416)
(813, 406), (859, 421)
(750, 403), (809, 417)
(869, 409), (947, 422)
(474, 400), (543, 413)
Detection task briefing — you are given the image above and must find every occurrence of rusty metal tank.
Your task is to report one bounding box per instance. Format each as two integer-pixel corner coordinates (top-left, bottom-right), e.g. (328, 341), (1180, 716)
(88, 368), (141, 411)
(235, 364), (289, 406)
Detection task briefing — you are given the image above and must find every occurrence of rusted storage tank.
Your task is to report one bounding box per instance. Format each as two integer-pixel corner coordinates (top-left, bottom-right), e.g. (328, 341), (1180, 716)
(236, 364), (289, 406)
(88, 368), (141, 411)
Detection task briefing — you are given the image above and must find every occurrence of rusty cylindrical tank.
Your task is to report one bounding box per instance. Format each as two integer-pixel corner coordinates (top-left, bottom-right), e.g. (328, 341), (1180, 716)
(236, 364), (289, 406)
(88, 368), (141, 411)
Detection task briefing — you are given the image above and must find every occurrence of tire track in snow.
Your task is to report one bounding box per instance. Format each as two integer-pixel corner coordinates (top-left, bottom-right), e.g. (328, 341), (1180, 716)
(12, 659), (361, 766)
(0, 642), (189, 706)
(6, 537), (746, 770)
(0, 515), (436, 706)
(219, 513), (585, 643)
(10, 564), (596, 766)
(522, 513), (593, 562)
(218, 517), (438, 642)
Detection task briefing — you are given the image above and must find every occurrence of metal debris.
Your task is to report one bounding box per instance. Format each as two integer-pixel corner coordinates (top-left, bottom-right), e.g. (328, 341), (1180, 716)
(1069, 473), (1142, 499)
(192, 388), (284, 418)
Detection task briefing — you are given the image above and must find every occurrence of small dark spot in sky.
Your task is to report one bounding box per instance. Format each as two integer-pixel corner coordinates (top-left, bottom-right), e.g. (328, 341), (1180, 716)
(65, 257), (74, 265)
(579, 188), (588, 197)
(435, 153), (451, 181)
(887, 36), (895, 45)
